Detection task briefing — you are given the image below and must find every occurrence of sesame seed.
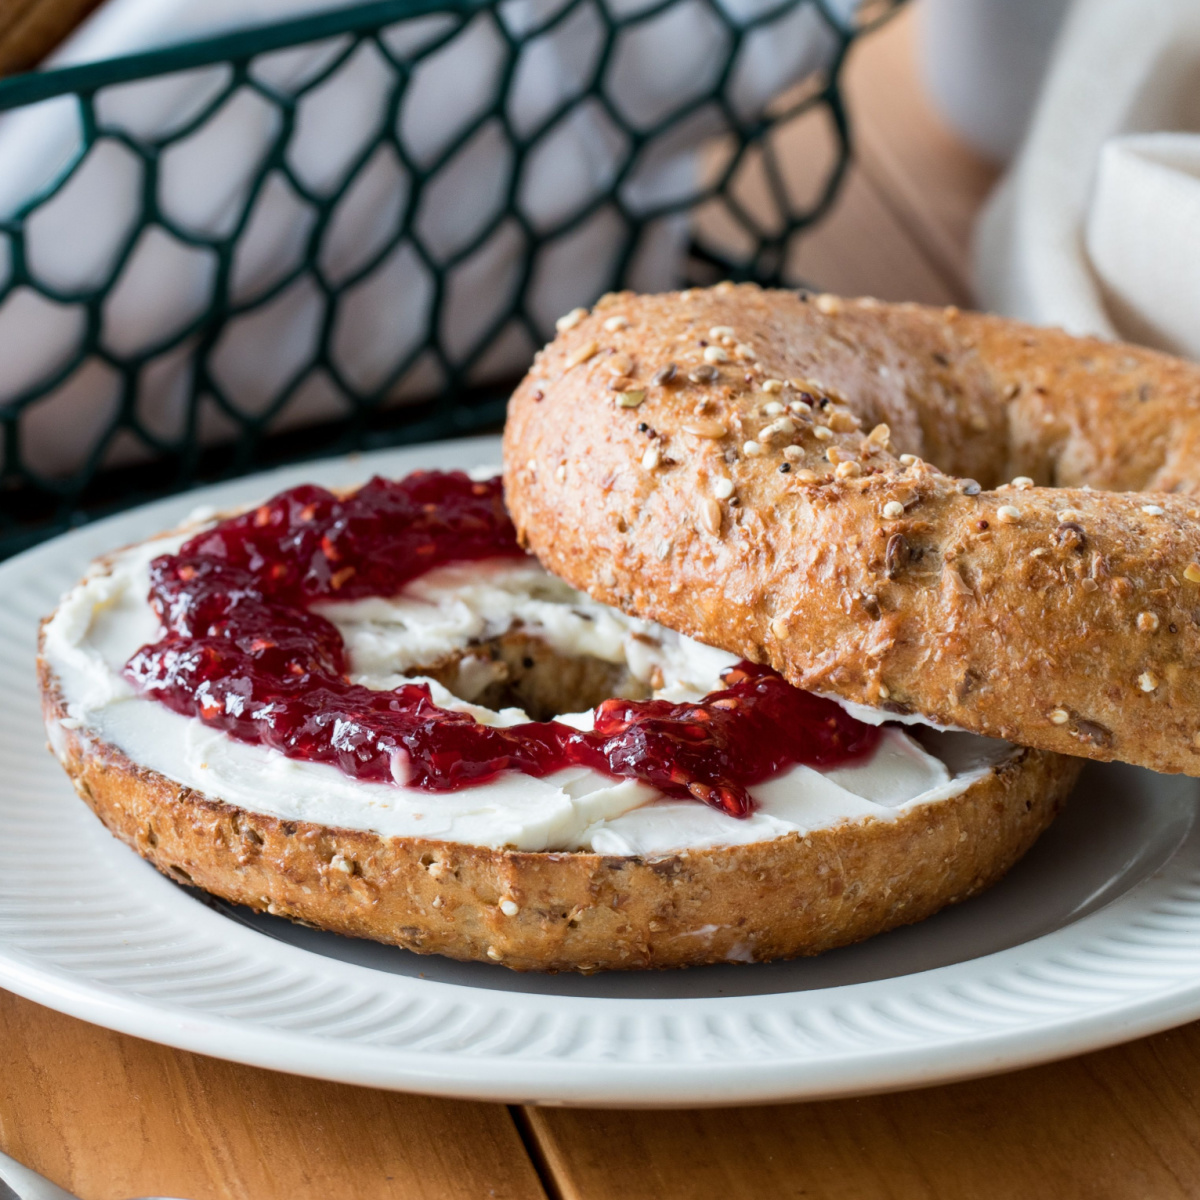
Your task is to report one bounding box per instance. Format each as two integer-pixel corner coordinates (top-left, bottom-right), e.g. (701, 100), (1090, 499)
(760, 417), (797, 441)
(1142, 504), (1165, 515)
(1185, 563), (1200, 583)
(687, 364), (718, 383)
(735, 343), (757, 361)
(605, 351), (633, 375)
(712, 476), (734, 499)
(1050, 708), (1070, 725)
(882, 500), (905, 519)
(997, 505), (1021, 523)
(899, 453), (918, 465)
(787, 399), (812, 416)
(762, 378), (784, 393)
(812, 425), (833, 441)
(500, 898), (519, 916)
(878, 684), (890, 700)
(1011, 476), (1034, 489)
(782, 445), (805, 462)
(770, 617), (789, 640)
(652, 363), (677, 386)
(835, 461), (862, 479)
(616, 390), (645, 408)
(486, 945), (502, 960)
(525, 458), (537, 475)
(603, 314), (629, 331)
(555, 464), (567, 483)
(826, 446), (843, 465)
(1057, 508), (1082, 522)
(709, 325), (735, 340)
(814, 294), (841, 314)
(703, 345), (729, 364)
(743, 440), (766, 457)
(607, 375), (633, 391)
(1138, 611), (1160, 632)
(1139, 671), (1159, 692)
(794, 468), (818, 483)
(682, 419), (727, 439)
(700, 497), (723, 536)
(556, 307), (588, 332)
(641, 445), (661, 470)
(762, 400), (786, 416)
(565, 339), (599, 369)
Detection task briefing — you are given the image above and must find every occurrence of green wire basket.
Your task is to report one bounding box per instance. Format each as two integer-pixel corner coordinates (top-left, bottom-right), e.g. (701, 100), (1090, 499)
(0, 0), (902, 554)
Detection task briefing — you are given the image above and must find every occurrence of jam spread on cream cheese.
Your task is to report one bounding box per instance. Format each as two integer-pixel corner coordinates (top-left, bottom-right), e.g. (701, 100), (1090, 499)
(125, 471), (879, 817)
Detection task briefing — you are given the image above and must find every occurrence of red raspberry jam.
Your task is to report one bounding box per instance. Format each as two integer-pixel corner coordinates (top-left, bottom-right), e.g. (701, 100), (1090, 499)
(125, 471), (880, 818)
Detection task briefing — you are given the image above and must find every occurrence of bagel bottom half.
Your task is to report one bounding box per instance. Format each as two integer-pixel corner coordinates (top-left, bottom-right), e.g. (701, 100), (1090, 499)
(42, 665), (1079, 972)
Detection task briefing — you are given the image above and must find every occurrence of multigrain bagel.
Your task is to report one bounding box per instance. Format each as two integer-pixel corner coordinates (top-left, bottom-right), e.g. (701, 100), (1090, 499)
(504, 284), (1200, 776)
(41, 661), (1075, 971)
(38, 488), (1079, 972)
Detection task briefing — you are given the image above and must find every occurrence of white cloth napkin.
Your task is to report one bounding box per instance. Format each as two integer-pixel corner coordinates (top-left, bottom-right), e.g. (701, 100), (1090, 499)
(973, 0), (1200, 359)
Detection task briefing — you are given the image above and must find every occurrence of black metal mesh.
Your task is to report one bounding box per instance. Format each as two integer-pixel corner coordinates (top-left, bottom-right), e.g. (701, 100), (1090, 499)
(0, 0), (902, 553)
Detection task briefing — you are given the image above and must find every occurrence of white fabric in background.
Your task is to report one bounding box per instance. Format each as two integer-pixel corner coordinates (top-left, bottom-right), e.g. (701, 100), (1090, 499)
(973, 0), (1200, 359)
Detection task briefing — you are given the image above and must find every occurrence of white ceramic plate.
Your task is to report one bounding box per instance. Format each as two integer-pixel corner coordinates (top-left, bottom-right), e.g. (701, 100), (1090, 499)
(4, 436), (1200, 1107)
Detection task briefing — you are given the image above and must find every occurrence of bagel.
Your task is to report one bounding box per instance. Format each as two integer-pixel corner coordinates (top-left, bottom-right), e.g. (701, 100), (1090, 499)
(503, 285), (1200, 777)
(37, 478), (1078, 971)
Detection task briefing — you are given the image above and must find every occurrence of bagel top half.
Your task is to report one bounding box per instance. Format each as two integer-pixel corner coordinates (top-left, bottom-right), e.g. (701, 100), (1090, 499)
(503, 284), (1200, 778)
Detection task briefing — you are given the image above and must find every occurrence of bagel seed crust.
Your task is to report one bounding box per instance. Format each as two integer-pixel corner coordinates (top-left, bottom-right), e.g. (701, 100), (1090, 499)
(505, 285), (1200, 776)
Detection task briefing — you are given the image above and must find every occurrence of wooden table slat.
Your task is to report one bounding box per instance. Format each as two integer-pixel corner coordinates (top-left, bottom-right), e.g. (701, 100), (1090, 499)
(0, 992), (547, 1200)
(522, 1025), (1200, 1200)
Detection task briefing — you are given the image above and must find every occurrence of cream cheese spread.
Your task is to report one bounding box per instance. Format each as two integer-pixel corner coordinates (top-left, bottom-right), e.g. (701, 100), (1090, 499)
(41, 520), (1014, 854)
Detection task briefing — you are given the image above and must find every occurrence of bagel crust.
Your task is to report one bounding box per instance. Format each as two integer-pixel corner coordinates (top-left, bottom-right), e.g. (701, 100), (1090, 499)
(504, 286), (1200, 777)
(40, 655), (1077, 972)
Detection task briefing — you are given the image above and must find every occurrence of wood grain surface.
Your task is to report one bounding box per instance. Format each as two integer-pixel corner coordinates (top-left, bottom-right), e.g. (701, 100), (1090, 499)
(522, 1025), (1200, 1199)
(2, 6), (1197, 1200)
(0, 989), (547, 1200)
(843, 5), (998, 297)
(0, 0), (104, 74)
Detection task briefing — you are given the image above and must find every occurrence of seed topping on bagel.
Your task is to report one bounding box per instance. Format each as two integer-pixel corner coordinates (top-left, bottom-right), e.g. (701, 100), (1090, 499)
(504, 284), (1200, 777)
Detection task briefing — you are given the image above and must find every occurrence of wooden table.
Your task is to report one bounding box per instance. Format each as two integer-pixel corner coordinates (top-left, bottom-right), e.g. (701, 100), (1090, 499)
(7, 8), (1200, 1198)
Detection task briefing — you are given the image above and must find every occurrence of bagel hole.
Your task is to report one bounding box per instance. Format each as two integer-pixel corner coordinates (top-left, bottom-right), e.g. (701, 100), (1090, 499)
(406, 630), (651, 722)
